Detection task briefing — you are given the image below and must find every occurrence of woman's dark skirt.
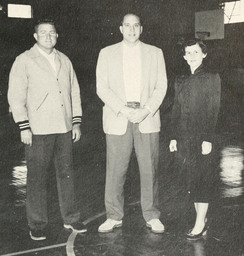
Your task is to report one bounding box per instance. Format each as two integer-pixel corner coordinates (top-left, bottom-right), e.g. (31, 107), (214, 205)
(174, 137), (219, 203)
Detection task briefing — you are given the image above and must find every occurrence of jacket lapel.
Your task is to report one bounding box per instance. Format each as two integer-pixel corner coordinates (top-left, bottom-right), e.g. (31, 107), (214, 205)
(55, 52), (61, 76)
(113, 43), (127, 102)
(141, 42), (151, 93)
(29, 44), (60, 77)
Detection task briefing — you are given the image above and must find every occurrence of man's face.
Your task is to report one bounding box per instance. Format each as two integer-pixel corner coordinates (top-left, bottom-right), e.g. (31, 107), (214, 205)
(34, 24), (58, 53)
(119, 15), (142, 45)
(183, 43), (207, 69)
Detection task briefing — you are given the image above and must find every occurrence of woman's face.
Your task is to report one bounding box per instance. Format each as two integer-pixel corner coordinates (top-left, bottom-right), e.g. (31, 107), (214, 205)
(183, 43), (207, 69)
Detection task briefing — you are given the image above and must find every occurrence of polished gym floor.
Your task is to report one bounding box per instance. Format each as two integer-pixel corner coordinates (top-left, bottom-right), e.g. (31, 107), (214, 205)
(0, 101), (243, 256)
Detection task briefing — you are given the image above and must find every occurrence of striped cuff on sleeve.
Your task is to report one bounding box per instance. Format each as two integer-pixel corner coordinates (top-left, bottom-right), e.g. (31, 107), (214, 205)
(72, 116), (82, 125)
(17, 120), (30, 131)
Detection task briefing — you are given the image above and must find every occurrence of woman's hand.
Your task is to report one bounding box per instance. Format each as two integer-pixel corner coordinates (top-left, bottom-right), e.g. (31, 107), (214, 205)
(201, 141), (212, 155)
(169, 140), (177, 152)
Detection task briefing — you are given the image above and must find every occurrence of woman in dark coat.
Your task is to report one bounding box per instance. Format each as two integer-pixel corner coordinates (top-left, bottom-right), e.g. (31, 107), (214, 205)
(169, 39), (221, 240)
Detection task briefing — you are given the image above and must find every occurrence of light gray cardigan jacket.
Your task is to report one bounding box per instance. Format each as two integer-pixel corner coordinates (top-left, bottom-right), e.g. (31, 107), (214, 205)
(8, 44), (82, 135)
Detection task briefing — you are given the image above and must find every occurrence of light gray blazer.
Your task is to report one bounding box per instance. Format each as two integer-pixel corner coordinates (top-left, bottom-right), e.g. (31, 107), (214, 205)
(96, 41), (167, 135)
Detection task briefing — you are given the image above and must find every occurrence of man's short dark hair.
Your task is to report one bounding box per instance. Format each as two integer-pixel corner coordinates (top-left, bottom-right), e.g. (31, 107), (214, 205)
(182, 39), (207, 55)
(34, 19), (56, 33)
(121, 13), (141, 26)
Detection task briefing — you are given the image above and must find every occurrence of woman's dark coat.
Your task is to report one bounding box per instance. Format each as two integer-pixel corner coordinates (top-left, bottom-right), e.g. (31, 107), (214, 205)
(171, 64), (221, 202)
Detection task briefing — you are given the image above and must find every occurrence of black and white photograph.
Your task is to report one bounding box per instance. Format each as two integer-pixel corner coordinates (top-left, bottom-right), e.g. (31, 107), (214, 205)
(0, 1), (244, 255)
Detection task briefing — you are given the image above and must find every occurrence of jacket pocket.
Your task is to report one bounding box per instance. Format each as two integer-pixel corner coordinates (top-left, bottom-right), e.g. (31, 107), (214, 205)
(35, 92), (49, 111)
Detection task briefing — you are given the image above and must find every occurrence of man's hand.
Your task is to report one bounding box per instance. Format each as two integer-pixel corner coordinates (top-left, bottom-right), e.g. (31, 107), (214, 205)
(72, 124), (81, 142)
(21, 129), (32, 146)
(202, 141), (212, 155)
(128, 108), (150, 123)
(169, 139), (177, 152)
(119, 106), (135, 118)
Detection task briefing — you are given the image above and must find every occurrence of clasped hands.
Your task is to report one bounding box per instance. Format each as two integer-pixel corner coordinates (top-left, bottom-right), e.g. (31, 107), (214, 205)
(119, 106), (150, 124)
(169, 140), (212, 155)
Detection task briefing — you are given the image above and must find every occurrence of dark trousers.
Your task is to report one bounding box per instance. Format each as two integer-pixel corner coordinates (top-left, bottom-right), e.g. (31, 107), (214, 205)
(25, 131), (80, 230)
(105, 122), (160, 222)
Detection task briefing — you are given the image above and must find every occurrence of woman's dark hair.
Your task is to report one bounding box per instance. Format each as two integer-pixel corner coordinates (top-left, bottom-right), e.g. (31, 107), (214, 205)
(182, 39), (207, 55)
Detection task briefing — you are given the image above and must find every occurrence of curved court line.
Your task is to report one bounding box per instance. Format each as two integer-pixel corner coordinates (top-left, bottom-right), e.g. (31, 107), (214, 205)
(1, 201), (140, 256)
(65, 202), (139, 255)
(66, 231), (78, 256)
(66, 211), (106, 255)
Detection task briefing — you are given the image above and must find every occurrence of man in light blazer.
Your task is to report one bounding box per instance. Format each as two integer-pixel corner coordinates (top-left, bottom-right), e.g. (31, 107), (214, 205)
(96, 13), (168, 233)
(8, 19), (87, 240)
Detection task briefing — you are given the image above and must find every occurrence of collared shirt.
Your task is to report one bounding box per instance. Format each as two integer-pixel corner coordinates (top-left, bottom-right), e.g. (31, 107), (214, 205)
(122, 41), (142, 102)
(37, 46), (57, 73)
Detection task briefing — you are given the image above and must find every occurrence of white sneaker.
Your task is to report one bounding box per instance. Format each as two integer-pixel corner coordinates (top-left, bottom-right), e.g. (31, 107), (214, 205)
(146, 219), (165, 233)
(98, 219), (122, 233)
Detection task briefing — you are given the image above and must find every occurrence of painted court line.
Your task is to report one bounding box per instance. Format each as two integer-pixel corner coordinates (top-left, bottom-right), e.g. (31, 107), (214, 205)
(66, 203), (139, 255)
(0, 243), (67, 256)
(66, 231), (78, 256)
(66, 211), (107, 255)
(1, 201), (140, 256)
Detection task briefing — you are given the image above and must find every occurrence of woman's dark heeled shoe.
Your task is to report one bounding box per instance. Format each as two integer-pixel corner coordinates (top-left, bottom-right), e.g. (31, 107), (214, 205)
(186, 225), (208, 240)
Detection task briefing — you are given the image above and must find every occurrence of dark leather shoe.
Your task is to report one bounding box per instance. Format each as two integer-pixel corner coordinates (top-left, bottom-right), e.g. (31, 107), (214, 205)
(64, 221), (87, 233)
(186, 225), (208, 240)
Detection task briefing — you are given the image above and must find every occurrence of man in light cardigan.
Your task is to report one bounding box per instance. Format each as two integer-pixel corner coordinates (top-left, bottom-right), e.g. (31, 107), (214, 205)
(8, 19), (87, 240)
(96, 13), (168, 233)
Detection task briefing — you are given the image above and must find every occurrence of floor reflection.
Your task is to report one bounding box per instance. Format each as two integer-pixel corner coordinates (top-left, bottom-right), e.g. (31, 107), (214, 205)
(220, 146), (244, 198)
(6, 144), (244, 213)
(1, 138), (244, 255)
(187, 239), (206, 256)
(11, 160), (27, 207)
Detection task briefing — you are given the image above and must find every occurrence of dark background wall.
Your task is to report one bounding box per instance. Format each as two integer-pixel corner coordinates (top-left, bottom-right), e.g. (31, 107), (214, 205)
(0, 0), (244, 121)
